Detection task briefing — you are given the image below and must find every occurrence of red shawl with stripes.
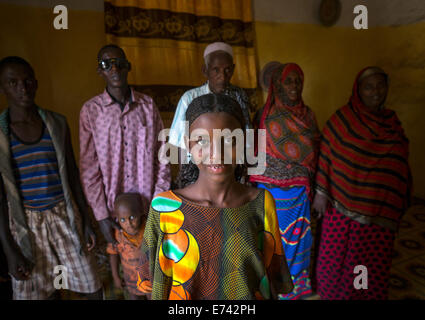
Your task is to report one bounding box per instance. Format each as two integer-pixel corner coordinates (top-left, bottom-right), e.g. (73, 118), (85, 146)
(316, 67), (412, 231)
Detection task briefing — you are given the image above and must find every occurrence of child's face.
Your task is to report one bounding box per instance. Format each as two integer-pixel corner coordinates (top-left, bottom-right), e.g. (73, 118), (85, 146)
(188, 112), (241, 183)
(97, 48), (130, 90)
(0, 64), (37, 109)
(116, 203), (143, 236)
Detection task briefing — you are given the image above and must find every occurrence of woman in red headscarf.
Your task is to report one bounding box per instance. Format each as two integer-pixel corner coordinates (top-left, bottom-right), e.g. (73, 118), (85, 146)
(250, 63), (321, 300)
(313, 67), (412, 300)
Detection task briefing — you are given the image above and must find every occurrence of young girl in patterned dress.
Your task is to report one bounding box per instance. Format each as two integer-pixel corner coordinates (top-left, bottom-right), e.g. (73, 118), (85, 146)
(136, 93), (293, 299)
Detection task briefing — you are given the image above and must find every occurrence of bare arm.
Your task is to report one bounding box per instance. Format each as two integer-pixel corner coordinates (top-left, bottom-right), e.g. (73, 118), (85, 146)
(64, 121), (96, 250)
(264, 191), (294, 298)
(0, 175), (32, 280)
(152, 102), (171, 195)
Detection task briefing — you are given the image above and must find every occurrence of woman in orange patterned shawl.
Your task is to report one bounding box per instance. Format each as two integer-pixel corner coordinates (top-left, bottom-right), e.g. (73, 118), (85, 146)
(313, 67), (412, 300)
(250, 63), (321, 299)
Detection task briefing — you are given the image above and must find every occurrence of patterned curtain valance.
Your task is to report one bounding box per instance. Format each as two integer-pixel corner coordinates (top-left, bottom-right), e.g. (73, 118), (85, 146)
(104, 0), (260, 113)
(105, 2), (254, 47)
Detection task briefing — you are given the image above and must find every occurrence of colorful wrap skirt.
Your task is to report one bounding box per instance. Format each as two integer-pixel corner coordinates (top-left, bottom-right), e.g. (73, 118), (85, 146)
(257, 184), (313, 300)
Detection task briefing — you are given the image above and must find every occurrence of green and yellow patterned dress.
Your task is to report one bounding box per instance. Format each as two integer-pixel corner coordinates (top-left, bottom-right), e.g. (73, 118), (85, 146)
(137, 188), (293, 300)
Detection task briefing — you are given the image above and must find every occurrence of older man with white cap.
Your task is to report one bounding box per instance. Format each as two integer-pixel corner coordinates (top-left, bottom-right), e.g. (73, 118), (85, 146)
(169, 42), (253, 187)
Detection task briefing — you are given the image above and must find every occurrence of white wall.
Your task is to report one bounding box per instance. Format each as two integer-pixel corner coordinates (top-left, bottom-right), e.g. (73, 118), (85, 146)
(253, 0), (425, 26)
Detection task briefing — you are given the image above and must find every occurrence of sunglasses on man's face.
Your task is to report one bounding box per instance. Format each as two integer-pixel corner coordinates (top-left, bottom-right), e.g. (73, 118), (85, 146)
(98, 58), (130, 71)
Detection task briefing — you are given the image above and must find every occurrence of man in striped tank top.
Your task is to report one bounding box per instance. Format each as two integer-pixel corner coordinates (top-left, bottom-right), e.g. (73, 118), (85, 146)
(0, 56), (102, 300)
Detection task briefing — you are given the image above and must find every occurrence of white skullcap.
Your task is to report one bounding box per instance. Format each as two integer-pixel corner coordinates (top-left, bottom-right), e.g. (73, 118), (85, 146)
(203, 42), (233, 62)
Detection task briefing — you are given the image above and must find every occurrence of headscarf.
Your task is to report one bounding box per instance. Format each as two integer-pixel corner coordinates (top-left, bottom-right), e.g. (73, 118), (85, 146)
(250, 63), (321, 197)
(315, 66), (412, 231)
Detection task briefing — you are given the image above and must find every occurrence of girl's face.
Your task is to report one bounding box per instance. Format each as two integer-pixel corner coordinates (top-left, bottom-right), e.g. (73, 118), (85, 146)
(187, 112), (242, 182)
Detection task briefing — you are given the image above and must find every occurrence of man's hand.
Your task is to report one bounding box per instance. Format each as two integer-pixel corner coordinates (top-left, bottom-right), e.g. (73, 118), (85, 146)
(312, 192), (328, 219)
(84, 222), (96, 251)
(7, 249), (33, 281)
(98, 218), (121, 245)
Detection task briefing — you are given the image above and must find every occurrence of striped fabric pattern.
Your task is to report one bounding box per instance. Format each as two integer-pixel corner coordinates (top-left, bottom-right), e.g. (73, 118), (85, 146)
(316, 101), (411, 231)
(10, 126), (64, 210)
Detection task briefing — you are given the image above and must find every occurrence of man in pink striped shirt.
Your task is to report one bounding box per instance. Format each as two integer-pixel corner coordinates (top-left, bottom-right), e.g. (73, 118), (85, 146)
(79, 44), (170, 244)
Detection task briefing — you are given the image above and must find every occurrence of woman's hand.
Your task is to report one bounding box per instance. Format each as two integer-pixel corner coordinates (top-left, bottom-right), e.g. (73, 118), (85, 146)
(312, 192), (328, 219)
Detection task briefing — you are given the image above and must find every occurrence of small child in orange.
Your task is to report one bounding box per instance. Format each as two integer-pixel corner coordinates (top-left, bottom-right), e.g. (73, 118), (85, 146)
(107, 193), (148, 300)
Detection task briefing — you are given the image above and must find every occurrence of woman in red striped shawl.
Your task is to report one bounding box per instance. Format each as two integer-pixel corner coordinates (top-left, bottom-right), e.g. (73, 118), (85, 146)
(313, 67), (412, 300)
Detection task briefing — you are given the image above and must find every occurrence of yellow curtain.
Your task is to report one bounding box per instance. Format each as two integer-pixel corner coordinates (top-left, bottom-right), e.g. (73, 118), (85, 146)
(104, 0), (259, 118)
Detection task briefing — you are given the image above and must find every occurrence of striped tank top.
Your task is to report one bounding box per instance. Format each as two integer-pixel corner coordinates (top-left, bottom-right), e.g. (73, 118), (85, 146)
(10, 124), (65, 211)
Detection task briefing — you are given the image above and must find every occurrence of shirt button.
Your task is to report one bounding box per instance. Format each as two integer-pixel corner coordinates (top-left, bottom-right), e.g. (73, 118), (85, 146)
(125, 142), (128, 146)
